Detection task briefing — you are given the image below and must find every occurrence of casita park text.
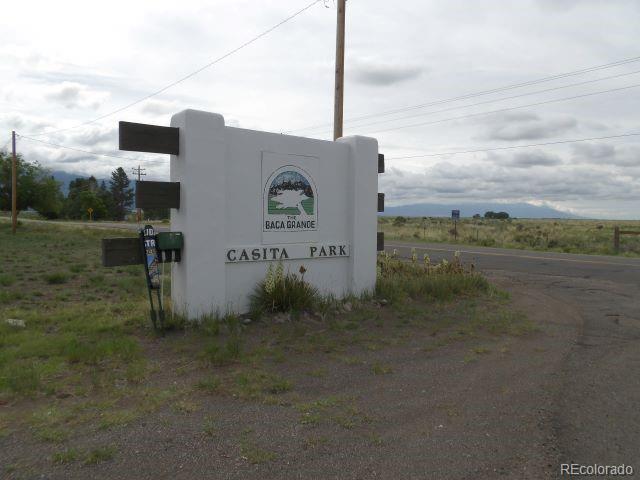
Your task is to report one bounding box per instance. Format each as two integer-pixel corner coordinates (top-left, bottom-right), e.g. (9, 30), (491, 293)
(225, 243), (350, 263)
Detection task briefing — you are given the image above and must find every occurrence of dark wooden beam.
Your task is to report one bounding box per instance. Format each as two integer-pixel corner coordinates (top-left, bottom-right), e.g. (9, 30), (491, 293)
(377, 193), (385, 212)
(377, 232), (384, 252)
(136, 181), (180, 209)
(378, 153), (385, 173)
(119, 121), (179, 155)
(102, 237), (143, 267)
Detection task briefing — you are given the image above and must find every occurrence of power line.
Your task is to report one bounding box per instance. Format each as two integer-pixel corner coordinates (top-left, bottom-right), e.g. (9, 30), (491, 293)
(25, 0), (323, 138)
(284, 54), (640, 134)
(385, 133), (640, 160)
(17, 134), (144, 161)
(366, 82), (640, 134)
(307, 69), (640, 135)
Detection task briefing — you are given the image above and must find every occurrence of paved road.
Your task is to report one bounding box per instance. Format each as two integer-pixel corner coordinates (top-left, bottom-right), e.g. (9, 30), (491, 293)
(388, 240), (640, 475)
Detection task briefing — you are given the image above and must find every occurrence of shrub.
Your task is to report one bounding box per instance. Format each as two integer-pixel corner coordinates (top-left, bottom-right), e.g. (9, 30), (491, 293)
(250, 263), (318, 317)
(44, 272), (69, 285)
(393, 216), (407, 226)
(375, 252), (488, 304)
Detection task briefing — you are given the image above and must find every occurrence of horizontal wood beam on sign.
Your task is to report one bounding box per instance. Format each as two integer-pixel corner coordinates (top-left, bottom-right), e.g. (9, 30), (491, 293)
(378, 193), (385, 212)
(378, 153), (385, 173)
(136, 181), (180, 209)
(119, 121), (179, 155)
(377, 232), (384, 252)
(102, 237), (143, 267)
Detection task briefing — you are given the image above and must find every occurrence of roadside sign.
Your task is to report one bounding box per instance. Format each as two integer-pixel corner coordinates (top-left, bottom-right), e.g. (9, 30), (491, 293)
(140, 224), (164, 330)
(451, 210), (460, 220)
(87, 207), (93, 221)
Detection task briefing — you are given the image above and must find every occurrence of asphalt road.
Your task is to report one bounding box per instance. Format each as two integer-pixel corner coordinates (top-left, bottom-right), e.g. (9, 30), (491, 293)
(388, 240), (640, 475)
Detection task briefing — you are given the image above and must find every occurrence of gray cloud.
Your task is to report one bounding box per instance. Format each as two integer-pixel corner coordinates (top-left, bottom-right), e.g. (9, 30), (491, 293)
(484, 112), (578, 141)
(571, 142), (640, 167)
(44, 82), (108, 110)
(350, 59), (424, 86)
(496, 150), (563, 168)
(379, 157), (640, 215)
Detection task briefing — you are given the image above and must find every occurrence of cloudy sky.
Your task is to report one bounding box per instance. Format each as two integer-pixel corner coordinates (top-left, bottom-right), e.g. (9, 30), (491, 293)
(1, 0), (639, 218)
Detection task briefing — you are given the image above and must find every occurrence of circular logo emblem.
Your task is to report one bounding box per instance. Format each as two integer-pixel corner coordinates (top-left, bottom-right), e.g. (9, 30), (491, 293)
(263, 165), (317, 232)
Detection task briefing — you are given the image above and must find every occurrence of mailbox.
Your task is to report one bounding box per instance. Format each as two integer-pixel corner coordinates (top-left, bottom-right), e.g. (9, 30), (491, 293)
(156, 231), (184, 262)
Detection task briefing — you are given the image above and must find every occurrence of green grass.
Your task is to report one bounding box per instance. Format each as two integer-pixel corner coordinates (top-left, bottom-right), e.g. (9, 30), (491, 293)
(249, 265), (319, 317)
(380, 216), (640, 257)
(44, 272), (70, 285)
(376, 252), (489, 305)
(52, 448), (79, 464)
(84, 445), (117, 464)
(230, 369), (293, 400)
(239, 436), (277, 464)
(0, 222), (148, 400)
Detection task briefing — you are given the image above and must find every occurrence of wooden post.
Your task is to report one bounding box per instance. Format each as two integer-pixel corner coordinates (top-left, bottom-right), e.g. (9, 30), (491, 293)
(11, 131), (17, 235)
(333, 0), (346, 141)
(614, 226), (620, 253)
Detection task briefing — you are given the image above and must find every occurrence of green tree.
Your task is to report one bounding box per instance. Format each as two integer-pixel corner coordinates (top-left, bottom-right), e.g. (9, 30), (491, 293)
(77, 190), (107, 220)
(109, 167), (133, 221)
(63, 176), (99, 219)
(97, 180), (113, 217)
(0, 151), (64, 219)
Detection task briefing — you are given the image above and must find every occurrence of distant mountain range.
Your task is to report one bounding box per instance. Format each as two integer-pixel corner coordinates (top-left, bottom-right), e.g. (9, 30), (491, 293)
(382, 202), (580, 219)
(52, 171), (93, 195)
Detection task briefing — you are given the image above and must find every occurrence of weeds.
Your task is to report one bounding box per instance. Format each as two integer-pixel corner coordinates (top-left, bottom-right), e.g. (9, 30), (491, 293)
(380, 216), (640, 257)
(52, 448), (79, 464)
(84, 445), (116, 464)
(44, 272), (70, 285)
(376, 252), (488, 304)
(249, 263), (318, 317)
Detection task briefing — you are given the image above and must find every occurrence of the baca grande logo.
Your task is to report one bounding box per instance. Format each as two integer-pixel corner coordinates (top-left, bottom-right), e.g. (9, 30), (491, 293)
(263, 165), (317, 232)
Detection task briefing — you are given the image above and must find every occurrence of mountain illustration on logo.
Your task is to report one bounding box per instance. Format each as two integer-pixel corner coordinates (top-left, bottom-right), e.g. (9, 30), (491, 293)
(268, 170), (314, 216)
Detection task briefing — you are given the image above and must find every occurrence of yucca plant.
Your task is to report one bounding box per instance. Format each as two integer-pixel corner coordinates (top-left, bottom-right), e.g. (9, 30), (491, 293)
(250, 262), (318, 318)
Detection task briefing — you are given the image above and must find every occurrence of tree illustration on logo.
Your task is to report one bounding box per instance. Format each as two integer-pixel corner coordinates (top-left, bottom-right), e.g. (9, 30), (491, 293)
(268, 171), (314, 216)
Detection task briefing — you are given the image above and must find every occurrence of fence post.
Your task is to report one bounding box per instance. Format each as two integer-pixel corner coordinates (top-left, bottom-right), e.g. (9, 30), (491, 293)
(614, 226), (620, 254)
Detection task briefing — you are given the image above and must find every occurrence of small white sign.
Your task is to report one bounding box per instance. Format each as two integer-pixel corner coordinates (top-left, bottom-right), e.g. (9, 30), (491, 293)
(226, 243), (349, 263)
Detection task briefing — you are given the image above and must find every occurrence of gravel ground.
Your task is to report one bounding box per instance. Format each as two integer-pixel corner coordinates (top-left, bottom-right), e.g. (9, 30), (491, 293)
(3, 272), (600, 480)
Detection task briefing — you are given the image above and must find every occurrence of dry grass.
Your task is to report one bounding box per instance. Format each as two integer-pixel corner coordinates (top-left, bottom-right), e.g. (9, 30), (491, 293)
(380, 217), (640, 256)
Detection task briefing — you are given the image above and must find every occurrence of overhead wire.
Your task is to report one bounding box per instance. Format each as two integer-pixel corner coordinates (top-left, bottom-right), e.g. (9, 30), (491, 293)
(299, 69), (640, 135)
(385, 133), (640, 160)
(364, 82), (640, 134)
(17, 134), (145, 162)
(24, 0), (323, 138)
(284, 54), (640, 134)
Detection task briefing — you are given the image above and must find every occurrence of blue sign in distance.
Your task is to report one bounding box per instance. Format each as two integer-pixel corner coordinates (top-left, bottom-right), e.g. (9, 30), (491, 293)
(451, 210), (460, 220)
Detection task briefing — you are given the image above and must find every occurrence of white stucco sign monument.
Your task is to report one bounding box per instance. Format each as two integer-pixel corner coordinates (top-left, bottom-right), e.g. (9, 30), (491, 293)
(169, 109), (378, 318)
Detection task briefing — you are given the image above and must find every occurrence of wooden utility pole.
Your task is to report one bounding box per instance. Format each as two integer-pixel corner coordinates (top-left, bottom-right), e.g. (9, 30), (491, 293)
(333, 0), (346, 141)
(11, 131), (17, 234)
(132, 165), (146, 222)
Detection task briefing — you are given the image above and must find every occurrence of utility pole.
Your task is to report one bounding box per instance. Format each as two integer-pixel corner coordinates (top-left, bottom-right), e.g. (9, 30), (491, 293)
(132, 165), (146, 222)
(11, 131), (17, 234)
(333, 0), (346, 141)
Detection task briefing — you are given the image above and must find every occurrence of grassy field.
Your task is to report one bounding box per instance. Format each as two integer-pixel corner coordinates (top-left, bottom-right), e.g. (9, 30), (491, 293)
(0, 220), (534, 477)
(380, 217), (640, 257)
